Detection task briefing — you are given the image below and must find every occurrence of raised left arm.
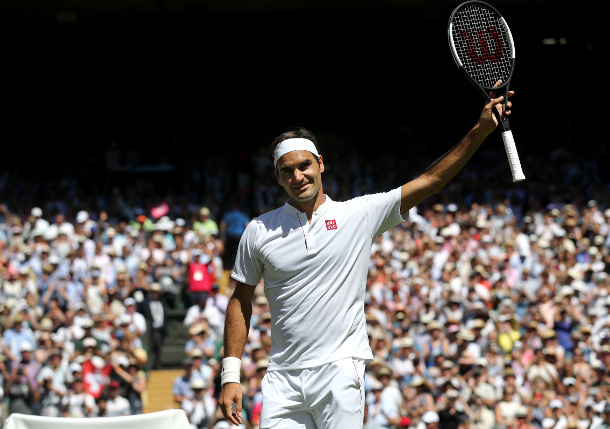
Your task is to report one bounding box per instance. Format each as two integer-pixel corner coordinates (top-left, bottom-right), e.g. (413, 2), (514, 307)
(400, 84), (513, 214)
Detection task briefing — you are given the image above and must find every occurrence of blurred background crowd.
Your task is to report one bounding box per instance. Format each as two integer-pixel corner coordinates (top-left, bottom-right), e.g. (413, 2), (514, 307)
(0, 0), (606, 425)
(1, 134), (610, 429)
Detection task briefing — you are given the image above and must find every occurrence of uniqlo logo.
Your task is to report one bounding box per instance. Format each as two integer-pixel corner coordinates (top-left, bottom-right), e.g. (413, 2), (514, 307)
(325, 219), (337, 230)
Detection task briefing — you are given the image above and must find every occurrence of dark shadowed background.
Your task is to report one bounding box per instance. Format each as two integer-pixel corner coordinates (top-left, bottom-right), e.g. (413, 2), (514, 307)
(0, 0), (606, 208)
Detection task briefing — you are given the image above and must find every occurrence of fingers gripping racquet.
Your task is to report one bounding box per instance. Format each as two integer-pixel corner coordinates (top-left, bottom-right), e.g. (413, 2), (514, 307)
(448, 0), (525, 182)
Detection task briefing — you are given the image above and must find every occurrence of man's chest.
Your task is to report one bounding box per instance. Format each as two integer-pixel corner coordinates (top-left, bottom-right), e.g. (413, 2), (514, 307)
(260, 210), (368, 276)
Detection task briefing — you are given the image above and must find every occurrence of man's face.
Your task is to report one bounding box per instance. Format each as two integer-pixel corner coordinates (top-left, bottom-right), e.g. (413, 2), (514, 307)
(51, 354), (61, 366)
(275, 151), (324, 206)
(108, 386), (118, 398)
(21, 350), (32, 363)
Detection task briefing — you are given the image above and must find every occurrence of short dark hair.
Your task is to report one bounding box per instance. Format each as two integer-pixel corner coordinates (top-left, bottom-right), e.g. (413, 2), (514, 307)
(268, 127), (320, 170)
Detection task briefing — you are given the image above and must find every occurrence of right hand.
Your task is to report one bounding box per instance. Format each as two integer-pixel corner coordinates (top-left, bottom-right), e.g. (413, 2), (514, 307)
(218, 382), (243, 426)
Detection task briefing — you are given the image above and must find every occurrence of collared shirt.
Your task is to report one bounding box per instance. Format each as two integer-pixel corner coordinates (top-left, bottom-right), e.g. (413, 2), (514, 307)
(232, 187), (405, 371)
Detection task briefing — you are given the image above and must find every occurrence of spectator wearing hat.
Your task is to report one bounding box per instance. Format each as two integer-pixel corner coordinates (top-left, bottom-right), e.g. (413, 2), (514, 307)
(41, 294), (68, 333)
(418, 411), (440, 429)
(151, 257), (182, 309)
(437, 389), (470, 429)
(63, 270), (85, 312)
(512, 406), (536, 429)
(0, 352), (9, 414)
(24, 207), (49, 241)
(185, 322), (216, 362)
(561, 376), (579, 403)
(112, 357), (146, 415)
(104, 281), (127, 322)
(469, 394), (495, 429)
(91, 240), (114, 285)
(121, 297), (147, 347)
(73, 318), (105, 356)
(2, 266), (24, 302)
(182, 377), (216, 429)
(247, 358), (269, 427)
(104, 379), (130, 417)
(469, 318), (489, 351)
(141, 282), (168, 370)
(366, 379), (391, 429)
(391, 336), (417, 382)
(457, 328), (481, 364)
(554, 302), (581, 358)
(85, 268), (107, 316)
(2, 313), (36, 364)
(572, 347), (595, 386)
(376, 366), (402, 428)
(502, 367), (528, 405)
(579, 400), (597, 429)
(495, 385), (523, 429)
(193, 207), (219, 240)
(36, 348), (68, 392)
(441, 359), (468, 394)
(496, 314), (521, 356)
(441, 297), (464, 327)
(38, 365), (66, 417)
(14, 342), (41, 393)
(189, 348), (215, 390)
(422, 321), (449, 368)
(6, 362), (39, 416)
(547, 399), (569, 429)
(249, 294), (269, 329)
(172, 358), (200, 405)
(183, 292), (224, 344)
(127, 261), (152, 299)
(371, 329), (392, 362)
(406, 373), (436, 423)
(589, 403), (610, 429)
(60, 375), (97, 417)
(526, 345), (561, 388)
(470, 361), (496, 409)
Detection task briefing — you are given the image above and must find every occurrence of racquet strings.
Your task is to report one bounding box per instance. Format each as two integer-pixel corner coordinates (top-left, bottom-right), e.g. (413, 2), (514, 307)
(451, 3), (513, 89)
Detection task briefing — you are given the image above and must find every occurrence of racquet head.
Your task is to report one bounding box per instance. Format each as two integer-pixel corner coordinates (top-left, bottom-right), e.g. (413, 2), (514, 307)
(448, 1), (515, 95)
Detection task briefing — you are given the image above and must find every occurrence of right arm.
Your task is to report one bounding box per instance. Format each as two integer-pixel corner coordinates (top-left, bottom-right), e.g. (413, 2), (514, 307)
(218, 281), (256, 426)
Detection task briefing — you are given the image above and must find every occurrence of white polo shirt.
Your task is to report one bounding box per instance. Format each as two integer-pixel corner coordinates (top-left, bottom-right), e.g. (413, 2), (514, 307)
(231, 187), (405, 371)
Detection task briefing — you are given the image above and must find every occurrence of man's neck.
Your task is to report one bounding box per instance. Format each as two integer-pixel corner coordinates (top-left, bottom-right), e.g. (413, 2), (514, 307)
(289, 192), (327, 222)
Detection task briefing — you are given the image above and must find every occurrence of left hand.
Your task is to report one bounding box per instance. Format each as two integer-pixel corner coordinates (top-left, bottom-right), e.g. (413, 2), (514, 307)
(480, 80), (514, 133)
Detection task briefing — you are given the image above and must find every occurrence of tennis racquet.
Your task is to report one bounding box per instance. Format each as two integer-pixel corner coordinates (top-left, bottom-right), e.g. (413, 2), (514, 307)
(448, 0), (525, 182)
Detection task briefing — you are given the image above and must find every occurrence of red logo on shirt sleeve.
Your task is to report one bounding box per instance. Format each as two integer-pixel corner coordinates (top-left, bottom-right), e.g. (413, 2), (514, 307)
(325, 219), (337, 230)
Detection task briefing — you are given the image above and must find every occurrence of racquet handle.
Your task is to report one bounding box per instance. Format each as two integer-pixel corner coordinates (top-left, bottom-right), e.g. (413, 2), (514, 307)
(501, 130), (525, 182)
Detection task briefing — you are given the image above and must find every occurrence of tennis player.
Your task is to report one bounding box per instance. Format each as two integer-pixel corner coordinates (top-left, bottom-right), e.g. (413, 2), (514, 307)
(219, 86), (514, 428)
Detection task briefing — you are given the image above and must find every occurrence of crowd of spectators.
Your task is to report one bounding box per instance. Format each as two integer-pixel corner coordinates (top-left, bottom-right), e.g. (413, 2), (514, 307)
(1, 131), (610, 429)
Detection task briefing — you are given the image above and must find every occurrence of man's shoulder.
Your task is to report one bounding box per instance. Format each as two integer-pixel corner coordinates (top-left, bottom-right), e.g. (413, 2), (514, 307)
(254, 205), (285, 221)
(243, 206), (288, 233)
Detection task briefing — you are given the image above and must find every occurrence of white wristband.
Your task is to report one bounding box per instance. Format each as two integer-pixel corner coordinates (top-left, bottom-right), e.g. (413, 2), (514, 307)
(221, 357), (242, 386)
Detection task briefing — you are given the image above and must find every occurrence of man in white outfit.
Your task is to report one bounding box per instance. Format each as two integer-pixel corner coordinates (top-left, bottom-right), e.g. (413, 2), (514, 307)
(219, 84), (514, 428)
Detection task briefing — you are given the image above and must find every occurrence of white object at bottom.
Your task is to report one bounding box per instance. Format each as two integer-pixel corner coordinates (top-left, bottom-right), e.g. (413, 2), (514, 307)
(260, 357), (366, 429)
(4, 409), (191, 429)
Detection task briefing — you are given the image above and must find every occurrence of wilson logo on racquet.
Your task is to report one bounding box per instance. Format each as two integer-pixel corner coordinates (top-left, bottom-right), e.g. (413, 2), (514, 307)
(460, 28), (503, 64)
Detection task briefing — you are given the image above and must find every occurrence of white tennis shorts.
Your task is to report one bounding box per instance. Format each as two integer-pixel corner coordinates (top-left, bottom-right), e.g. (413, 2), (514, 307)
(259, 357), (366, 429)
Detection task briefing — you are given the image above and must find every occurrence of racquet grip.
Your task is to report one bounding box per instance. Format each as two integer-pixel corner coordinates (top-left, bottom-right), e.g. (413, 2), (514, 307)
(501, 130), (525, 182)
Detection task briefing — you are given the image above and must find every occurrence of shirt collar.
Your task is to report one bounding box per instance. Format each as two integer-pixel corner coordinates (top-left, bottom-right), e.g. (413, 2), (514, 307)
(282, 195), (334, 218)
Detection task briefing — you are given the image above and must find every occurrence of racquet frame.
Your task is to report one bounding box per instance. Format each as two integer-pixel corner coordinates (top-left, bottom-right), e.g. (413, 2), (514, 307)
(448, 0), (525, 182)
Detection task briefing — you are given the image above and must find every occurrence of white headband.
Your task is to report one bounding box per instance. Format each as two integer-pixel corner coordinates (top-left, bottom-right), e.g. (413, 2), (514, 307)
(273, 138), (320, 168)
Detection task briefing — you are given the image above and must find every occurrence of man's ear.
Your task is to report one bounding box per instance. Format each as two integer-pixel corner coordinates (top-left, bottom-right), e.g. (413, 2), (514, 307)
(274, 168), (281, 185)
(319, 155), (324, 173)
